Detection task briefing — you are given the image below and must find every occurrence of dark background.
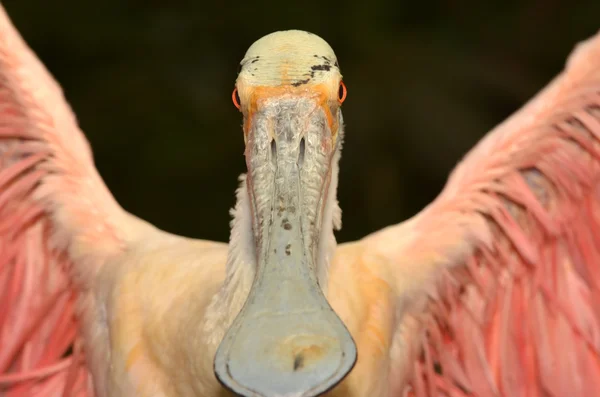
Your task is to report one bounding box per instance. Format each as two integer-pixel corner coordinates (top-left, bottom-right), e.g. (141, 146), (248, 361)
(4, 1), (599, 243)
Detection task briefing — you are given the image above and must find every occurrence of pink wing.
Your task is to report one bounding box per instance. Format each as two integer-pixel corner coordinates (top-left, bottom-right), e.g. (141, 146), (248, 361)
(0, 5), (130, 396)
(371, 31), (600, 396)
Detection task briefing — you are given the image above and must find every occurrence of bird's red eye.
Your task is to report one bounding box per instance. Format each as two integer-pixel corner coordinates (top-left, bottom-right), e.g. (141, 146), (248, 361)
(232, 87), (241, 110)
(338, 81), (347, 104)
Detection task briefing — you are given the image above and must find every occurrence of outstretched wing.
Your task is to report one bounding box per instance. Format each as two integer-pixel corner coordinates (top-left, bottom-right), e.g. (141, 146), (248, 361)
(365, 31), (600, 396)
(0, 5), (136, 396)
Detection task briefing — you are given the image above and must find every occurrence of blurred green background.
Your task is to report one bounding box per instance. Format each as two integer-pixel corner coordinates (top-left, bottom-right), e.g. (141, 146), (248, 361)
(4, 1), (599, 243)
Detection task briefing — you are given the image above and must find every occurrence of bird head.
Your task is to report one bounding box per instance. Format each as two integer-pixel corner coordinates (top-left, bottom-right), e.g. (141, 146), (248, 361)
(214, 31), (356, 397)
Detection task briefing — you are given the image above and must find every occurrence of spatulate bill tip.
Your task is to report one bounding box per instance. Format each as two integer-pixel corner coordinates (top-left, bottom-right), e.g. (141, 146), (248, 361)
(214, 307), (356, 397)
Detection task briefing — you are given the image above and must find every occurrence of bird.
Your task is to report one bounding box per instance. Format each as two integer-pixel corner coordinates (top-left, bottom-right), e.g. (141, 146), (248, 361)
(1, 2), (600, 396)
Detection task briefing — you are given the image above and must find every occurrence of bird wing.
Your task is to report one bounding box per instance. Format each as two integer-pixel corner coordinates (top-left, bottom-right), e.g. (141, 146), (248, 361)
(0, 5), (154, 395)
(358, 31), (600, 396)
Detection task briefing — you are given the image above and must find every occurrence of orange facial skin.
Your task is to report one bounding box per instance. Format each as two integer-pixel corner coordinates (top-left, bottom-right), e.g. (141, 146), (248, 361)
(233, 82), (346, 144)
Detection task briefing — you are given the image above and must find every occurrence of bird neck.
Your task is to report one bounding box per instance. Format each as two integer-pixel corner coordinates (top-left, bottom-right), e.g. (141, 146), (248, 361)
(203, 148), (343, 351)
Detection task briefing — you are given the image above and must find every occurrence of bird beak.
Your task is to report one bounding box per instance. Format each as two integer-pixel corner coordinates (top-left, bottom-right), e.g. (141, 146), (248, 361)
(214, 91), (356, 397)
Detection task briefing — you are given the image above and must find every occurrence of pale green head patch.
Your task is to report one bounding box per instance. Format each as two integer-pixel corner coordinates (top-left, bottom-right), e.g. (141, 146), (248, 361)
(238, 30), (341, 87)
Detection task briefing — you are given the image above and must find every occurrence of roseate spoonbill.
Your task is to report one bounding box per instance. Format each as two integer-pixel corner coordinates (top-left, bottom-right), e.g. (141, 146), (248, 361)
(1, 4), (600, 396)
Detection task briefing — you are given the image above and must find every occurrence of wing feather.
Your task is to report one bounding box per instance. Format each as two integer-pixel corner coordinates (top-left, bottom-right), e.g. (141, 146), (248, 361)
(0, 5), (136, 396)
(367, 31), (600, 395)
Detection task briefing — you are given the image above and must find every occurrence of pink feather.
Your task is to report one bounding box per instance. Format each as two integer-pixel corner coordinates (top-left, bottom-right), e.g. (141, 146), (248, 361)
(400, 30), (600, 397)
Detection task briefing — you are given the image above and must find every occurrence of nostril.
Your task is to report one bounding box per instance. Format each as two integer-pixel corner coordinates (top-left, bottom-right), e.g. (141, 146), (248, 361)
(270, 139), (277, 168)
(298, 138), (305, 168)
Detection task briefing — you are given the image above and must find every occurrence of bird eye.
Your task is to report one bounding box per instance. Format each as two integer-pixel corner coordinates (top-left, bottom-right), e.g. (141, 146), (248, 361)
(338, 81), (347, 104)
(232, 87), (241, 110)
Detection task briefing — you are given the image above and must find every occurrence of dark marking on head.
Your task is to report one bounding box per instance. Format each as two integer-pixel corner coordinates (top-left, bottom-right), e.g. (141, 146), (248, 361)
(311, 55), (338, 71)
(285, 244), (291, 256)
(311, 64), (332, 72)
(293, 354), (304, 371)
(240, 56), (260, 72)
(292, 78), (311, 87)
